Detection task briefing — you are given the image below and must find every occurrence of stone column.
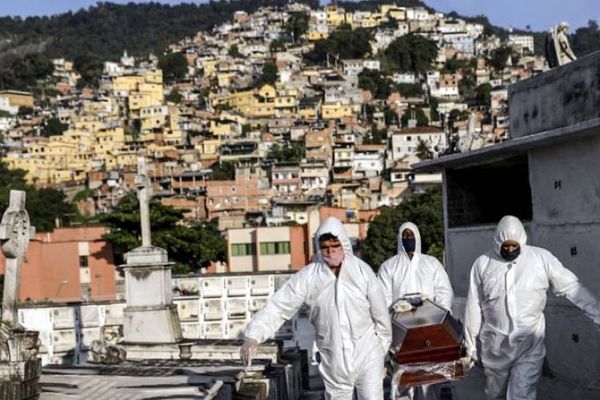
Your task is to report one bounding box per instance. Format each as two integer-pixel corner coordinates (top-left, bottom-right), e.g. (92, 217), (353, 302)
(122, 158), (182, 344)
(0, 190), (41, 399)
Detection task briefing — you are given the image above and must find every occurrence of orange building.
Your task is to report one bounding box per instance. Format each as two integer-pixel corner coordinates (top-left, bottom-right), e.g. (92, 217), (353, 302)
(0, 227), (118, 303)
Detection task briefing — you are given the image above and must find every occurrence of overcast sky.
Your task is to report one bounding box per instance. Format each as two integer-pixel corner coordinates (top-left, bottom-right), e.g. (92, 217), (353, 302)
(0, 0), (597, 32)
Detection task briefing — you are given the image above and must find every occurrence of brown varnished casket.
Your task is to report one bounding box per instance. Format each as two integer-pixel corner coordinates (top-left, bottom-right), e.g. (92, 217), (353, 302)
(390, 298), (464, 386)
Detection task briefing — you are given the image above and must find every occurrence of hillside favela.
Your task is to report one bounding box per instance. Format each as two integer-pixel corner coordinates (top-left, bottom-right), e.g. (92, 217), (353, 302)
(0, 0), (599, 398)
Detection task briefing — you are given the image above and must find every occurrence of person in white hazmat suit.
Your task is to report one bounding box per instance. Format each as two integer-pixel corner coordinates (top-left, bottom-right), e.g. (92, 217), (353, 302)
(378, 222), (454, 400)
(464, 215), (600, 400)
(240, 217), (392, 399)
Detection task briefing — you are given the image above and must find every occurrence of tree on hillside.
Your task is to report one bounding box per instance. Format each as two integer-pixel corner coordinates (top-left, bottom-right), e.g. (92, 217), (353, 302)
(0, 53), (54, 90)
(361, 187), (444, 270)
(475, 83), (492, 107)
(285, 12), (309, 42)
(74, 53), (104, 88)
(269, 39), (286, 53)
(257, 61), (278, 86)
(416, 138), (433, 160)
(383, 34), (438, 74)
(228, 44), (243, 58)
(358, 69), (392, 99)
(401, 107), (429, 127)
(0, 161), (74, 231)
(210, 161), (236, 180)
(266, 141), (305, 163)
(571, 20), (600, 57)
(41, 117), (69, 137)
(488, 46), (512, 71)
(99, 193), (226, 273)
(305, 25), (373, 64)
(158, 52), (188, 82)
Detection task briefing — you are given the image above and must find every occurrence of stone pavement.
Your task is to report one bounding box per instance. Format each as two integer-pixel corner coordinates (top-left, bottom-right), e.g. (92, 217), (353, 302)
(450, 365), (600, 400)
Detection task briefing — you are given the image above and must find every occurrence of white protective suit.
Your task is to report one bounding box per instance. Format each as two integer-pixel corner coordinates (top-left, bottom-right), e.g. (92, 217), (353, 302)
(464, 215), (600, 400)
(378, 222), (453, 311)
(244, 217), (392, 399)
(378, 222), (454, 400)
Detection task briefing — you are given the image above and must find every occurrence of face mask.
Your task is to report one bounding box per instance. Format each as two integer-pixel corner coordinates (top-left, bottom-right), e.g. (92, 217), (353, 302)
(322, 248), (345, 267)
(402, 238), (416, 253)
(500, 246), (520, 261)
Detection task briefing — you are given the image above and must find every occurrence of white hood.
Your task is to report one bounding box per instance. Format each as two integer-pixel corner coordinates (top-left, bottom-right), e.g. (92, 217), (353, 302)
(397, 221), (422, 255)
(493, 215), (528, 257)
(314, 217), (353, 262)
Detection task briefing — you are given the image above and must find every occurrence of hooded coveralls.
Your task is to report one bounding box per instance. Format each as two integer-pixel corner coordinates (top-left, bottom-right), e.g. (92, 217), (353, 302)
(378, 222), (454, 400)
(464, 216), (600, 400)
(244, 217), (392, 399)
(378, 222), (453, 311)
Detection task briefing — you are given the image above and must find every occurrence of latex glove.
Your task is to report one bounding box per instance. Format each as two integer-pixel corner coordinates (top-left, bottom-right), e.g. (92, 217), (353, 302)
(240, 338), (258, 366)
(392, 299), (414, 313)
(459, 356), (475, 373)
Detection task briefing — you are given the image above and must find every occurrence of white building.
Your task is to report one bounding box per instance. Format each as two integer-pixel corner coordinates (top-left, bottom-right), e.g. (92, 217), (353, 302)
(508, 34), (535, 54)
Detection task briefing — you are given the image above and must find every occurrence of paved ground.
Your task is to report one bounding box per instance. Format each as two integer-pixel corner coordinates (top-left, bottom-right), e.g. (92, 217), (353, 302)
(450, 365), (600, 400)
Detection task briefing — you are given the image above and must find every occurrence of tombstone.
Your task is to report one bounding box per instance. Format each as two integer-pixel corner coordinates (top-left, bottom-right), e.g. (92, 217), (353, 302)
(122, 157), (182, 344)
(0, 190), (41, 399)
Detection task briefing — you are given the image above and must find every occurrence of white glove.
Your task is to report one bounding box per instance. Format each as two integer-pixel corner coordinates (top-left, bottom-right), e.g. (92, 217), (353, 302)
(392, 300), (414, 313)
(459, 356), (475, 373)
(240, 338), (258, 366)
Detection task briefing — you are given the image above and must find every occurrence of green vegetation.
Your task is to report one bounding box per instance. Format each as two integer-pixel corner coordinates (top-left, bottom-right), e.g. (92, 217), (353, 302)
(210, 161), (236, 180)
(285, 12), (309, 42)
(305, 25), (373, 64)
(0, 53), (54, 90)
(270, 39), (286, 53)
(41, 117), (68, 137)
(228, 45), (243, 58)
(395, 83), (424, 97)
(571, 20), (600, 57)
(165, 88), (183, 104)
(266, 141), (305, 162)
(256, 61), (278, 86)
(401, 107), (429, 127)
(74, 53), (104, 88)
(99, 193), (226, 273)
(358, 69), (391, 99)
(0, 161), (75, 231)
(382, 34), (438, 74)
(362, 187), (444, 270)
(158, 52), (188, 82)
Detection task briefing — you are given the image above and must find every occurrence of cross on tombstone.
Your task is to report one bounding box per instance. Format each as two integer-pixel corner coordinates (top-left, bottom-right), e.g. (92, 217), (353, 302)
(0, 191), (35, 326)
(135, 157), (153, 247)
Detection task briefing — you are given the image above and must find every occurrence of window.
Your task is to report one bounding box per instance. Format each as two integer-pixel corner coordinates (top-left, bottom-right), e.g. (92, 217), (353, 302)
(79, 255), (88, 268)
(231, 243), (256, 256)
(259, 241), (291, 255)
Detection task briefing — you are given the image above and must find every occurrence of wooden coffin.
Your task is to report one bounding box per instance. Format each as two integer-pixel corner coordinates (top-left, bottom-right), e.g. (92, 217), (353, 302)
(390, 298), (464, 386)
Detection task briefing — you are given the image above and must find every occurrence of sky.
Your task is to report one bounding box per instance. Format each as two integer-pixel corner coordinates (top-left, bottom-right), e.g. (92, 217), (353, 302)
(0, 0), (598, 32)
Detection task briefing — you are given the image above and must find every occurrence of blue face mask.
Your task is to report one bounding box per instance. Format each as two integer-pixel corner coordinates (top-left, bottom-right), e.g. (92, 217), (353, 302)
(402, 238), (416, 253)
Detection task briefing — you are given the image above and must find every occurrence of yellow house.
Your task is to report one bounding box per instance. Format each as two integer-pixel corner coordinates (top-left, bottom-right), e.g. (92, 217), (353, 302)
(112, 75), (144, 94)
(202, 59), (219, 77)
(0, 90), (34, 108)
(138, 82), (163, 104)
(381, 5), (406, 21)
(326, 5), (346, 27)
(216, 72), (237, 88)
(322, 103), (354, 120)
(142, 69), (163, 85)
(195, 138), (220, 162)
(307, 31), (328, 41)
(140, 105), (166, 132)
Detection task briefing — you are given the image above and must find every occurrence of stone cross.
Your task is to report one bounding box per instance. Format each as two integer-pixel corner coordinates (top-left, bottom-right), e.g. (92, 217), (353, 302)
(135, 157), (153, 247)
(0, 191), (35, 326)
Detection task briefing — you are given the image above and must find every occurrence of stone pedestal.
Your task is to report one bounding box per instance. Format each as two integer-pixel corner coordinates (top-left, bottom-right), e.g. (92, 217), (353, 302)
(122, 246), (182, 344)
(0, 329), (41, 400)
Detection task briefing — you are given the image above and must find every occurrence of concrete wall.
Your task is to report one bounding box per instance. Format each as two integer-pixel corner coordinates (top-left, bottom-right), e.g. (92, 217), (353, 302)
(509, 51), (600, 138)
(19, 272), (307, 366)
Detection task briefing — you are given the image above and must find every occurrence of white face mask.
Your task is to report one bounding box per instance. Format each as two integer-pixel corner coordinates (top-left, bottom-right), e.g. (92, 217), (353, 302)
(322, 247), (345, 267)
